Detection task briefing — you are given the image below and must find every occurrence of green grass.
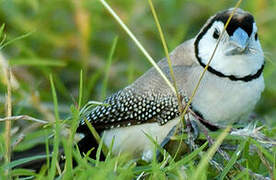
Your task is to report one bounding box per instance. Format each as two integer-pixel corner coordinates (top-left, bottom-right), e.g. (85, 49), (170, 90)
(0, 0), (276, 179)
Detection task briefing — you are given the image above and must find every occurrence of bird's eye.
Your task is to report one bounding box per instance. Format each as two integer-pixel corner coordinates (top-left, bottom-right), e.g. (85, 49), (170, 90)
(254, 33), (258, 40)
(213, 28), (220, 39)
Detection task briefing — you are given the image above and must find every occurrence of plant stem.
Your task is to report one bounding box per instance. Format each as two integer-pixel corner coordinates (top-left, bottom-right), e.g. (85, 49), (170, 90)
(4, 67), (12, 177)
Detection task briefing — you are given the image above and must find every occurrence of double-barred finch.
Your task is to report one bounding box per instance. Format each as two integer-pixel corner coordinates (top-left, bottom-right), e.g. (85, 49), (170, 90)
(77, 8), (265, 161)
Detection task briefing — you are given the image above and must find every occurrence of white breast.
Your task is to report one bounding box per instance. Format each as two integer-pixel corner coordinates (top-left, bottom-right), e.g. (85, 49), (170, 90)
(190, 67), (264, 126)
(102, 118), (180, 161)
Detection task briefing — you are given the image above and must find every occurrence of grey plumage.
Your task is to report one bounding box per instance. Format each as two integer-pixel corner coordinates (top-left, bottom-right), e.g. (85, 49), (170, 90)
(77, 8), (265, 160)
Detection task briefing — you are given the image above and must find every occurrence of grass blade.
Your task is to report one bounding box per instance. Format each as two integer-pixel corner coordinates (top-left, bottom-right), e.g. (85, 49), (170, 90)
(251, 139), (274, 162)
(193, 126), (231, 180)
(5, 155), (50, 169)
(0, 24), (5, 46)
(0, 24), (5, 37)
(45, 133), (50, 170)
(78, 70), (83, 110)
(0, 31), (33, 50)
(219, 139), (246, 180)
(11, 168), (36, 177)
(84, 118), (108, 157)
(147, 0), (182, 109)
(95, 133), (105, 167)
(98, 0), (175, 94)
(48, 74), (61, 179)
(166, 141), (208, 171)
(9, 58), (67, 67)
(63, 106), (80, 178)
(4, 67), (12, 177)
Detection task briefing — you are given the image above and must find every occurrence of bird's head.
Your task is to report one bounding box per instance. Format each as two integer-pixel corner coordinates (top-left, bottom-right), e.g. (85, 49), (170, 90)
(194, 8), (264, 79)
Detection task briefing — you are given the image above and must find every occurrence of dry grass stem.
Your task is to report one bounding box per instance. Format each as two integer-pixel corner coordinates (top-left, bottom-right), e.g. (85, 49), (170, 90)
(73, 0), (90, 70)
(98, 0), (176, 94)
(256, 149), (273, 179)
(193, 126), (232, 179)
(4, 67), (12, 176)
(12, 133), (25, 149)
(180, 0), (243, 119)
(148, 0), (183, 112)
(197, 120), (271, 180)
(0, 53), (19, 89)
(0, 115), (48, 124)
(172, 0), (243, 161)
(230, 124), (276, 146)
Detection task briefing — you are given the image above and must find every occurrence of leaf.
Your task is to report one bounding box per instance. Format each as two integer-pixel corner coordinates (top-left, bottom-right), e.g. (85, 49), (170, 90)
(5, 155), (50, 169)
(219, 139), (247, 180)
(9, 58), (66, 67)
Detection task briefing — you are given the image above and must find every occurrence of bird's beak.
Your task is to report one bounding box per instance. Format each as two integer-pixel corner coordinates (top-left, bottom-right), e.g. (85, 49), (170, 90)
(227, 27), (249, 55)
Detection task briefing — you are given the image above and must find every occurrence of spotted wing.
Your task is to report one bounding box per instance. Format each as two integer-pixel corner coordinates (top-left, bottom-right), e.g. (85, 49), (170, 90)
(77, 88), (181, 134)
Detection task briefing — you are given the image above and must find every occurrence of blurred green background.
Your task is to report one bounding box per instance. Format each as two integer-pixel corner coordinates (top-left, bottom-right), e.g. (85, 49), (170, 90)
(0, 0), (275, 136)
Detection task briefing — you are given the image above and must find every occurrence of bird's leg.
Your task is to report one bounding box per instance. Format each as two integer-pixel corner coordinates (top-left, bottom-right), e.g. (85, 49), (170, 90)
(190, 111), (231, 161)
(160, 125), (177, 149)
(186, 115), (199, 141)
(199, 122), (231, 161)
(184, 113), (198, 150)
(178, 93), (199, 148)
(156, 124), (177, 161)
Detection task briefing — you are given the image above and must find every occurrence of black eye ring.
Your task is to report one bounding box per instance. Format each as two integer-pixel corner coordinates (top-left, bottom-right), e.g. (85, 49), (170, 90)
(254, 33), (258, 40)
(213, 28), (220, 39)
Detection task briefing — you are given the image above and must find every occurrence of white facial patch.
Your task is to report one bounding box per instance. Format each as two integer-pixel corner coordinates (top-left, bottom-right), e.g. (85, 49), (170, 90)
(196, 20), (264, 78)
(253, 23), (258, 35)
(197, 21), (225, 64)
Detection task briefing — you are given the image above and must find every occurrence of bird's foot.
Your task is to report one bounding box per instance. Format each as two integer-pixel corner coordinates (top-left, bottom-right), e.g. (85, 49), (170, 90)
(184, 117), (199, 150)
